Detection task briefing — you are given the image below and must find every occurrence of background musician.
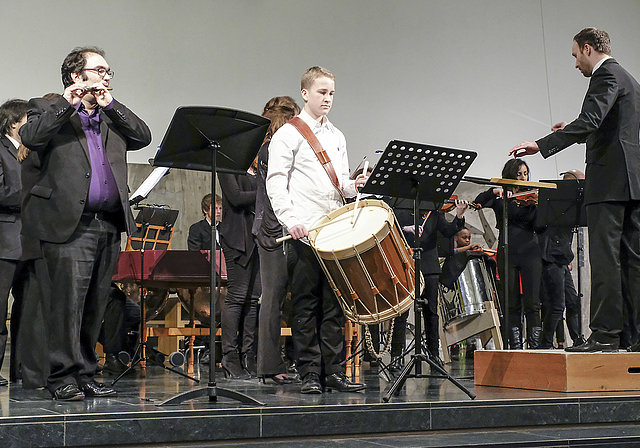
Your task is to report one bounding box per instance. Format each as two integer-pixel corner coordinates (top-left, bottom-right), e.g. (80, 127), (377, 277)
(19, 46), (152, 400)
(0, 99), (28, 386)
(538, 170), (586, 349)
(253, 96), (300, 385)
(218, 169), (260, 379)
(187, 193), (222, 251)
(510, 28), (640, 353)
(266, 66), (366, 394)
(453, 227), (483, 253)
(475, 159), (542, 349)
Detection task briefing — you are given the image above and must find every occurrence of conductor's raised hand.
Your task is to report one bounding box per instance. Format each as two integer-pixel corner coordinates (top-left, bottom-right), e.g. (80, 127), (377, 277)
(552, 122), (568, 132)
(508, 141), (539, 158)
(288, 224), (308, 240)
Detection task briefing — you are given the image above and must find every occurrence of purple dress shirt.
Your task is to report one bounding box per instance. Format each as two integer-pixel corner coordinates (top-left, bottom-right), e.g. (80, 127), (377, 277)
(77, 101), (120, 212)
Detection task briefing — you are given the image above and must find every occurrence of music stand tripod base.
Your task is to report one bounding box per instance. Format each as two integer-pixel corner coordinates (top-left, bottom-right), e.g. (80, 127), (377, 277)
(158, 384), (265, 406)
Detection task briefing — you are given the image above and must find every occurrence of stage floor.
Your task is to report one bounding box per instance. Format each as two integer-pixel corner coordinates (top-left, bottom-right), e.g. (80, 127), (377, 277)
(2, 351), (640, 447)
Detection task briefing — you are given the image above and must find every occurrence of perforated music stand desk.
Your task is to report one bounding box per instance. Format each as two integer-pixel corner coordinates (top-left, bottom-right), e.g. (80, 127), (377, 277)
(153, 106), (269, 406)
(463, 176), (556, 348)
(362, 140), (477, 402)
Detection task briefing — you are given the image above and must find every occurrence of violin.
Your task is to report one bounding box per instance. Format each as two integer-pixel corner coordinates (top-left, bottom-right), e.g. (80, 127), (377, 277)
(510, 189), (538, 206)
(441, 195), (482, 212)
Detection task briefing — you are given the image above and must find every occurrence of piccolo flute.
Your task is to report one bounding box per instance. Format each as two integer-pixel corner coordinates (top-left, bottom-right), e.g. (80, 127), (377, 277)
(81, 86), (113, 93)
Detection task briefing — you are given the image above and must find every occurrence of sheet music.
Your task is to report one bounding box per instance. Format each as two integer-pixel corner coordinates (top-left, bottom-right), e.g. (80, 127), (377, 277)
(129, 167), (170, 204)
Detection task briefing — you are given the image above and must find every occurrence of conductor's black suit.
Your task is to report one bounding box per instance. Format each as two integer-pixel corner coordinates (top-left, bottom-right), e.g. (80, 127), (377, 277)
(536, 58), (640, 346)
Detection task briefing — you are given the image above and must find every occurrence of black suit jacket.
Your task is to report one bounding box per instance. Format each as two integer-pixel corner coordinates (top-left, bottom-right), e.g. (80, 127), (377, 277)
(187, 218), (212, 251)
(537, 58), (640, 204)
(0, 135), (22, 260)
(19, 96), (151, 246)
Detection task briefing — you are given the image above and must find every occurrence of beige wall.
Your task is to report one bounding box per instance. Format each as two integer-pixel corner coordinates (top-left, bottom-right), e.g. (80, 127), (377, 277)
(127, 163), (220, 250)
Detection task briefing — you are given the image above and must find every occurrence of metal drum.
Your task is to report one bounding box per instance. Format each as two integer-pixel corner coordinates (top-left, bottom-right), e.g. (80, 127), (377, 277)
(309, 199), (419, 324)
(439, 257), (498, 325)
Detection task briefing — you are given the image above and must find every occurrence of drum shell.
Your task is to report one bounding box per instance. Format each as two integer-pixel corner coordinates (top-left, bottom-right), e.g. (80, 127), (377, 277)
(439, 257), (497, 325)
(310, 200), (416, 324)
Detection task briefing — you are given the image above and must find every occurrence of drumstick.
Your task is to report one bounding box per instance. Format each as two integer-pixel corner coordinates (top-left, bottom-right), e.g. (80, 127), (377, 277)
(351, 161), (369, 225)
(275, 216), (351, 243)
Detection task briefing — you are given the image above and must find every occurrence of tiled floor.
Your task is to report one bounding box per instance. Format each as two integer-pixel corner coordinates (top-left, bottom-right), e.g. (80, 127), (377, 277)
(1, 351), (640, 447)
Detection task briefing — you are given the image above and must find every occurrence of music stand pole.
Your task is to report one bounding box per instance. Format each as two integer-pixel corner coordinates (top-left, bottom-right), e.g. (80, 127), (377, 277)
(153, 106), (269, 406)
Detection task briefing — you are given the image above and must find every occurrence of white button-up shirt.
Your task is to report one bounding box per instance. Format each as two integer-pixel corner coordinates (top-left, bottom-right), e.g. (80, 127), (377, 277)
(266, 109), (357, 232)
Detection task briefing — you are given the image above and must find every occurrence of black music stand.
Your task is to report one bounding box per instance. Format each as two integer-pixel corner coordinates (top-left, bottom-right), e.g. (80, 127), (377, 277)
(537, 179), (586, 228)
(128, 206), (179, 250)
(153, 106), (269, 406)
(362, 140), (477, 402)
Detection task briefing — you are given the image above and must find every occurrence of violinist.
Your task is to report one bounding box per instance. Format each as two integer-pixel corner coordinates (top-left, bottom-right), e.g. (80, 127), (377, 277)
(474, 159), (542, 349)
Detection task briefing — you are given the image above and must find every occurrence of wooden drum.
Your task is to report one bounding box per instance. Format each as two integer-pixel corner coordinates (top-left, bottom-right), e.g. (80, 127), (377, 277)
(309, 199), (418, 324)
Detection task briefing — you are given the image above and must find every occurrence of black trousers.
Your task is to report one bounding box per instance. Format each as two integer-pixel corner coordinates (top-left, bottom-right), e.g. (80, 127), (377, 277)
(220, 243), (260, 357)
(288, 240), (344, 379)
(540, 261), (566, 346)
(39, 216), (121, 394)
(0, 259), (26, 378)
(257, 245), (294, 376)
(16, 260), (48, 388)
(586, 201), (640, 344)
(541, 263), (582, 346)
(497, 249), (542, 332)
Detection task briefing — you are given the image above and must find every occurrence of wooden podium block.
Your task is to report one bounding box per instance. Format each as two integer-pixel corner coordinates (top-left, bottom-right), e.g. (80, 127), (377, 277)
(475, 350), (640, 392)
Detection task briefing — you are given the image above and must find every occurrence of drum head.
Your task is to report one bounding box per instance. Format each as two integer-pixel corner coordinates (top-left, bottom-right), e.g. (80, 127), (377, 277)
(313, 199), (392, 257)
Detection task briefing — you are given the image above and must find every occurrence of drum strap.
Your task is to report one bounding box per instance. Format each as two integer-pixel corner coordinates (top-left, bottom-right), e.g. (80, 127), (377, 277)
(289, 117), (346, 204)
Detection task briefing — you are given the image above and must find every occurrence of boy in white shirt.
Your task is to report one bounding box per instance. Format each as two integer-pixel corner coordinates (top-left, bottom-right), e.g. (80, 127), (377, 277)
(267, 66), (367, 394)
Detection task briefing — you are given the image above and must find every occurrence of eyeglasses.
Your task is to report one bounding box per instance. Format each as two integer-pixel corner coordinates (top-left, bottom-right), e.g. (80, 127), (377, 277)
(84, 67), (114, 78)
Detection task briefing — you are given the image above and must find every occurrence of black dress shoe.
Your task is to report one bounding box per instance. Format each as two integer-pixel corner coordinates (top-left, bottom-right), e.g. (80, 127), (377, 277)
(80, 381), (117, 397)
(571, 335), (586, 347)
(628, 341), (640, 352)
(0, 375), (8, 387)
(565, 338), (619, 353)
(324, 373), (366, 392)
(300, 372), (322, 394)
(53, 384), (85, 401)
